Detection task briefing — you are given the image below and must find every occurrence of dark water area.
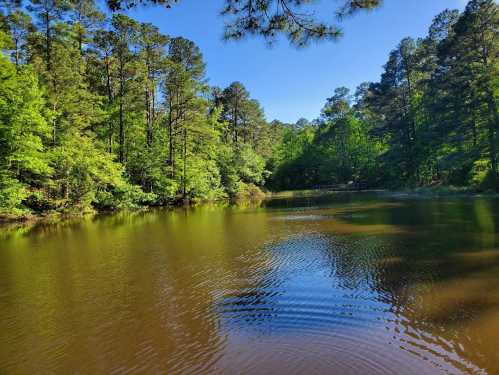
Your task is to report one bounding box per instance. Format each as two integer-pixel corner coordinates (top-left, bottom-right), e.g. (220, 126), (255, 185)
(1, 192), (499, 374)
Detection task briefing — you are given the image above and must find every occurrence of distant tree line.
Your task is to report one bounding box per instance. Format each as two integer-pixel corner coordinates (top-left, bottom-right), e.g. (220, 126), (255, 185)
(270, 0), (498, 191)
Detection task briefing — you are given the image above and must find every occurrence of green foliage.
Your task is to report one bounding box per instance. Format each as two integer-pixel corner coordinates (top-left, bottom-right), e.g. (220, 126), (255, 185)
(233, 144), (266, 185)
(271, 0), (499, 192)
(0, 176), (28, 214)
(217, 144), (267, 198)
(270, 90), (384, 190)
(105, 0), (380, 47)
(184, 156), (224, 201)
(0, 2), (282, 217)
(469, 159), (496, 190)
(0, 36), (51, 214)
(1, 0), (498, 220)
(51, 132), (143, 210)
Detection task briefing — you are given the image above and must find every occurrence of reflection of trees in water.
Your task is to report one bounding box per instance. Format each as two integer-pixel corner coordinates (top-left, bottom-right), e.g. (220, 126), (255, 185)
(2, 195), (498, 373)
(344, 199), (499, 374)
(150, 255), (224, 373)
(0, 204), (282, 374)
(133, 206), (280, 373)
(263, 191), (379, 210)
(369, 238), (499, 373)
(219, 197), (499, 373)
(0, 209), (159, 242)
(154, 198), (499, 372)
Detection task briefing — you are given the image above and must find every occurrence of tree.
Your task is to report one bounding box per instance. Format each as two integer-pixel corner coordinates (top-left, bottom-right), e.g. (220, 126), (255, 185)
(27, 0), (71, 71)
(362, 37), (428, 185)
(105, 0), (381, 47)
(68, 0), (104, 54)
(0, 32), (51, 213)
(2, 0), (498, 219)
(4, 10), (33, 67)
(221, 82), (250, 144)
(0, 0), (286, 216)
(163, 36), (205, 179)
(443, 0), (498, 188)
(110, 14), (139, 163)
(137, 22), (168, 147)
(91, 29), (117, 152)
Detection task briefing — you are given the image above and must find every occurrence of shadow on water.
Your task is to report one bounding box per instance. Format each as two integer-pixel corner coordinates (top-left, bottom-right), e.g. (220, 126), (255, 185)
(1, 191), (498, 374)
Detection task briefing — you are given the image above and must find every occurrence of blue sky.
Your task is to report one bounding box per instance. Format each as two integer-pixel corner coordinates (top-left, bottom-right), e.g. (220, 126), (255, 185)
(123, 0), (468, 123)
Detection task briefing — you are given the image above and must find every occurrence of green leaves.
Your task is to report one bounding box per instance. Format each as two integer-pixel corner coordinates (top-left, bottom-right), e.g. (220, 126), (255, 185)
(270, 0), (499, 191)
(0, 43), (51, 213)
(105, 0), (380, 47)
(2, 0), (497, 219)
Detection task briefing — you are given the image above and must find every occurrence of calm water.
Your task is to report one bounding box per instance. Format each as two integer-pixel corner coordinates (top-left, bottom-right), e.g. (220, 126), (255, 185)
(1, 192), (499, 374)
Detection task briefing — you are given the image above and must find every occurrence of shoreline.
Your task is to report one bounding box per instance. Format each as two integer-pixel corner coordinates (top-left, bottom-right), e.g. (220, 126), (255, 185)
(0, 194), (269, 228)
(268, 186), (499, 198)
(2, 186), (498, 228)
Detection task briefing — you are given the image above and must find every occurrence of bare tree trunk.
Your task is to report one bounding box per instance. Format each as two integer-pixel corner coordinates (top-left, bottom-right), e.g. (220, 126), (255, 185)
(232, 96), (240, 144)
(119, 60), (125, 163)
(45, 11), (51, 72)
(146, 88), (152, 147)
(472, 123), (477, 148)
(14, 39), (19, 69)
(105, 58), (114, 153)
(168, 94), (176, 178)
(78, 31), (83, 55)
(486, 87), (498, 190)
(182, 127), (187, 199)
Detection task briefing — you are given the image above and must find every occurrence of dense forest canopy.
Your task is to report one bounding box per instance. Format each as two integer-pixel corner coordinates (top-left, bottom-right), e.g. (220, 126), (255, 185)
(272, 0), (498, 191)
(0, 0), (497, 218)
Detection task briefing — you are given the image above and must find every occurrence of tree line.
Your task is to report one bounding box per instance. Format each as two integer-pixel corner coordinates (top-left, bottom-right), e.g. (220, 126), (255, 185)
(270, 0), (498, 192)
(0, 0), (497, 219)
(0, 0), (282, 217)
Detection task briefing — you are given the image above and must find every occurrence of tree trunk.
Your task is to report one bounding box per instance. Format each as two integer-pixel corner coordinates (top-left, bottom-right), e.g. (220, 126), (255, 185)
(470, 108), (478, 148)
(182, 127), (187, 198)
(233, 99), (238, 144)
(146, 88), (152, 147)
(145, 62), (154, 148)
(52, 101), (57, 145)
(119, 60), (125, 163)
(78, 31), (83, 55)
(105, 58), (113, 153)
(168, 95), (175, 178)
(14, 39), (19, 69)
(486, 87), (498, 190)
(45, 11), (51, 72)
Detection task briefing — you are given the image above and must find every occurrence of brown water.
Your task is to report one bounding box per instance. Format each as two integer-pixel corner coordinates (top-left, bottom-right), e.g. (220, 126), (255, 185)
(1, 192), (499, 375)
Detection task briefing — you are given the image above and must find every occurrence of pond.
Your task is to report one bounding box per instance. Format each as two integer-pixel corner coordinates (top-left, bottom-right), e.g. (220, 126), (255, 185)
(1, 192), (499, 374)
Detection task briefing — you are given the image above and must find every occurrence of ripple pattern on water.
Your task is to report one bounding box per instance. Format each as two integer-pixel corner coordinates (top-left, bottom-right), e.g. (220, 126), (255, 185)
(1, 195), (498, 374)
(217, 233), (486, 375)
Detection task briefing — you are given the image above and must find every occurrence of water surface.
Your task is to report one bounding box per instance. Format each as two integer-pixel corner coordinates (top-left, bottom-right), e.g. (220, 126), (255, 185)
(1, 192), (499, 374)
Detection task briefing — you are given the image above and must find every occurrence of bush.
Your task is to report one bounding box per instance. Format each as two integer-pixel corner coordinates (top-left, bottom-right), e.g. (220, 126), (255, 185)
(0, 176), (29, 216)
(233, 183), (266, 201)
(469, 159), (496, 190)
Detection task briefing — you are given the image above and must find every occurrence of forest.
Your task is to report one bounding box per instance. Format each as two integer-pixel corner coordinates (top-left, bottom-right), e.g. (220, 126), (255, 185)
(0, 0), (497, 219)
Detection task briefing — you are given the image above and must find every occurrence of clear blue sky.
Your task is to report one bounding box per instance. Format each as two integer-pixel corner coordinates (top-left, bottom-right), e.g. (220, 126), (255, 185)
(123, 0), (468, 123)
